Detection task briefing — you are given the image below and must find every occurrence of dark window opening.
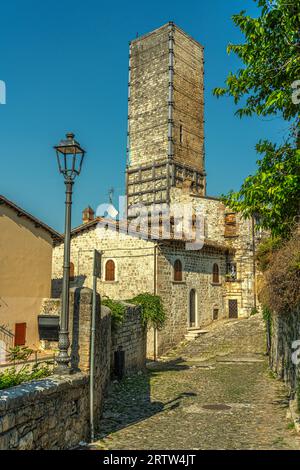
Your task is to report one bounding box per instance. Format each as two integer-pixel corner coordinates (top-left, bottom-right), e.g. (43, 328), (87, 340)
(174, 259), (183, 282)
(213, 308), (219, 320)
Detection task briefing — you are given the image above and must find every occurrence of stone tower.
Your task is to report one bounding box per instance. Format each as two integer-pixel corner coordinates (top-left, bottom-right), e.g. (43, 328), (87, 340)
(126, 22), (206, 208)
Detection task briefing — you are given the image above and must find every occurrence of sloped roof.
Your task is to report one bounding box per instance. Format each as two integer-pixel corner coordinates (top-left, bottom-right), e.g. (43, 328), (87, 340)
(0, 195), (63, 241)
(69, 216), (234, 254)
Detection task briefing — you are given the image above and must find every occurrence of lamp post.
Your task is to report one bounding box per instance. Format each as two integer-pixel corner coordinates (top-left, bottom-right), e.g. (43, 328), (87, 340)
(54, 132), (86, 373)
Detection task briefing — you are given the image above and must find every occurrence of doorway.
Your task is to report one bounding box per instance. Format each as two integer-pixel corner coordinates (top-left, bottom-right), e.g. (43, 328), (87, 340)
(228, 299), (238, 318)
(189, 289), (197, 327)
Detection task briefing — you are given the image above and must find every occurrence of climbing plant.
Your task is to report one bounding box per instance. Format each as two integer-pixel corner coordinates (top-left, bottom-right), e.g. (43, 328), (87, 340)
(102, 293), (166, 330)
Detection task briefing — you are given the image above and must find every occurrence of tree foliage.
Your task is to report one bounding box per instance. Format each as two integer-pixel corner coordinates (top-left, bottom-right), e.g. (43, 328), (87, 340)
(224, 141), (300, 236)
(214, 0), (300, 237)
(214, 0), (299, 123)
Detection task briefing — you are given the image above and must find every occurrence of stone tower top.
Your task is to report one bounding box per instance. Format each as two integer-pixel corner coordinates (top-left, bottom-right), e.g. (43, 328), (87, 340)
(126, 22), (206, 208)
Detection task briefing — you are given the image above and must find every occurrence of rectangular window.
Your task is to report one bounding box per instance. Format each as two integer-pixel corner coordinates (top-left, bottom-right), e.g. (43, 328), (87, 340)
(179, 124), (183, 144)
(14, 323), (26, 346)
(213, 308), (219, 320)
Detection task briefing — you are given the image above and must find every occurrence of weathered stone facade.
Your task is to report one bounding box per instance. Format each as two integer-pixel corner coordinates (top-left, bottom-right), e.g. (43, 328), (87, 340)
(111, 303), (147, 375)
(0, 288), (147, 449)
(270, 307), (300, 392)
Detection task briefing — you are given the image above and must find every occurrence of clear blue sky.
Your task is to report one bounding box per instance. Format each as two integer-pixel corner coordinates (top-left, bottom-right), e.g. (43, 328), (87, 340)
(0, 0), (286, 232)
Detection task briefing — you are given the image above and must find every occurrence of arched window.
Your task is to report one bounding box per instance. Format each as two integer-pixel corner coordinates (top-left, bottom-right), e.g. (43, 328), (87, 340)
(69, 262), (75, 281)
(174, 259), (183, 282)
(105, 260), (115, 281)
(212, 263), (219, 283)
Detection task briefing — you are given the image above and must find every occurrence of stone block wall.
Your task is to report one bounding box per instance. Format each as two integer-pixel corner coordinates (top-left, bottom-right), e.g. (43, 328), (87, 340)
(170, 190), (258, 318)
(270, 306), (300, 395)
(0, 287), (112, 450)
(41, 295), (146, 378)
(111, 303), (146, 375)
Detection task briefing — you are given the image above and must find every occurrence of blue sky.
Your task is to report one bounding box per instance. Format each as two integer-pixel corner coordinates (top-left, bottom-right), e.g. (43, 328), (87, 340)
(0, 0), (286, 232)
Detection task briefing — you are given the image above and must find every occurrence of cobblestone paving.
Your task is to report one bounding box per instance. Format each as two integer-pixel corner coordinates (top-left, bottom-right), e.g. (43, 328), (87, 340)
(93, 316), (300, 450)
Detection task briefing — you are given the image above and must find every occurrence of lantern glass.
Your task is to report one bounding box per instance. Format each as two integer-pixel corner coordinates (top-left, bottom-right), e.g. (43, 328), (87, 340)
(54, 133), (85, 179)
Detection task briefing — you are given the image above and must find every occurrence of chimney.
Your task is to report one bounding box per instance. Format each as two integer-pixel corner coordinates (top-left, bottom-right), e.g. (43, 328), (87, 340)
(82, 206), (95, 224)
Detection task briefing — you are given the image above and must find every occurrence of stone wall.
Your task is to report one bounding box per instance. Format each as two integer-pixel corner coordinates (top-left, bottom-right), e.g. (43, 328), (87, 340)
(111, 303), (146, 376)
(0, 288), (112, 450)
(170, 190), (259, 318)
(51, 225), (155, 300)
(270, 306), (300, 395)
(154, 242), (226, 355)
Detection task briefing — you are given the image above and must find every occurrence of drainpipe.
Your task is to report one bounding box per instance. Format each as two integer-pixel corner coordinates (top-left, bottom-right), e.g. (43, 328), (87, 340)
(153, 244), (158, 360)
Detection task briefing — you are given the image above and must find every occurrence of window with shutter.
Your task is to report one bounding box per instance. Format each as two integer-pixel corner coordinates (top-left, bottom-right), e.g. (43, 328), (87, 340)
(14, 323), (26, 346)
(212, 263), (219, 283)
(105, 260), (115, 281)
(174, 259), (183, 282)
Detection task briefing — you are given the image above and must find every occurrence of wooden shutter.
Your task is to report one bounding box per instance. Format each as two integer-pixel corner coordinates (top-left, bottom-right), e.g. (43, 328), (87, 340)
(174, 259), (182, 282)
(14, 323), (26, 346)
(212, 263), (219, 283)
(105, 260), (115, 281)
(69, 262), (75, 281)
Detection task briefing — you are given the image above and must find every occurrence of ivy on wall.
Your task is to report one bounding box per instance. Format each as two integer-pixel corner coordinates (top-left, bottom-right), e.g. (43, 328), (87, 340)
(101, 293), (166, 330)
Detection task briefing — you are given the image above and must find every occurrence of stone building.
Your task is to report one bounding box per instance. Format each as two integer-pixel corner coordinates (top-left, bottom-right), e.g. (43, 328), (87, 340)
(51, 23), (260, 357)
(0, 195), (61, 352)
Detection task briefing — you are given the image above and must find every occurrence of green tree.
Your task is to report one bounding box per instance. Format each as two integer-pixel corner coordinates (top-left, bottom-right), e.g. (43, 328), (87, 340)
(214, 0), (300, 237)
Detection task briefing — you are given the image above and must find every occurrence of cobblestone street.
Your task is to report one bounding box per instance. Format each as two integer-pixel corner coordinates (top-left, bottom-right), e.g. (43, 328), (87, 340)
(93, 315), (300, 450)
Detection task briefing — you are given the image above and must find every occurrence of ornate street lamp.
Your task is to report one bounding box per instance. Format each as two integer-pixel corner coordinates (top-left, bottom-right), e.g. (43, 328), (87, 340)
(54, 132), (86, 373)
